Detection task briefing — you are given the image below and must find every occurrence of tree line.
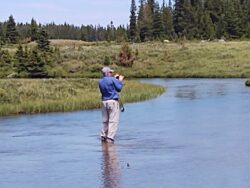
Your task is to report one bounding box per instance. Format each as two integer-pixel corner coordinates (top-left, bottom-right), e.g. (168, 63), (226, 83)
(0, 15), (128, 44)
(1, 0), (250, 43)
(129, 0), (250, 41)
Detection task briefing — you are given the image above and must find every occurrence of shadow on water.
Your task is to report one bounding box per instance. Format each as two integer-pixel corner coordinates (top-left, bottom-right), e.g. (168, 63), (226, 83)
(101, 143), (120, 188)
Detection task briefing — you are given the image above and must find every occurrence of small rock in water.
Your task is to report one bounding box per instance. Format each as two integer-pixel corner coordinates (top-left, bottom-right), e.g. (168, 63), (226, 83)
(127, 163), (130, 167)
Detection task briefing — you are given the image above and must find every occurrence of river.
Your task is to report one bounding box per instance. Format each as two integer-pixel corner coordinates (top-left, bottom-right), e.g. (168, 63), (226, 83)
(1, 79), (250, 188)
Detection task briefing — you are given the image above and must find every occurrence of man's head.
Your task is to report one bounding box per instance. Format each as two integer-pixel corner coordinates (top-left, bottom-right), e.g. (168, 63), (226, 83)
(101, 67), (114, 77)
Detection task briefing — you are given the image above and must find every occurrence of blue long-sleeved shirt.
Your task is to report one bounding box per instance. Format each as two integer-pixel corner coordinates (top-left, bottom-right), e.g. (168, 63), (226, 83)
(98, 76), (123, 101)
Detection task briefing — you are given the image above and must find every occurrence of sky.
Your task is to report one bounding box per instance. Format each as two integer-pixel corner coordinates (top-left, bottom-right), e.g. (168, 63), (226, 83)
(0, 0), (165, 27)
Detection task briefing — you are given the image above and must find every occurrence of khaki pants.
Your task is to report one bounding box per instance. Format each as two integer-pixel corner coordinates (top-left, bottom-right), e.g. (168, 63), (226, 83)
(101, 100), (120, 140)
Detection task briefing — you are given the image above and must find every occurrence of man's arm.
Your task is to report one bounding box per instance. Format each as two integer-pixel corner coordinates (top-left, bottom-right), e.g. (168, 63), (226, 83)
(112, 78), (123, 92)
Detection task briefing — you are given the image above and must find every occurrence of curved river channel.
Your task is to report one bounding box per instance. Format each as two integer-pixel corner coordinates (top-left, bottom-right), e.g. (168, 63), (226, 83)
(1, 79), (250, 188)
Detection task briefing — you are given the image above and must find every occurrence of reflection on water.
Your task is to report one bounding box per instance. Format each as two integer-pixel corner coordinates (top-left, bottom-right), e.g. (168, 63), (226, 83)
(101, 143), (120, 188)
(174, 82), (230, 100)
(175, 85), (198, 100)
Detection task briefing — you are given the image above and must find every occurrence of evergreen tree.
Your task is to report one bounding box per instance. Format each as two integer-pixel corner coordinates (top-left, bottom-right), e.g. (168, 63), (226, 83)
(200, 11), (216, 39)
(30, 18), (38, 41)
(6, 15), (18, 43)
(110, 21), (115, 41)
(242, 0), (250, 37)
(137, 0), (155, 41)
(0, 50), (12, 66)
(162, 1), (174, 38)
(15, 45), (28, 76)
(37, 28), (50, 51)
(174, 0), (188, 37)
(0, 23), (5, 45)
(188, 0), (203, 38)
(224, 0), (243, 38)
(143, 2), (154, 40)
(148, 0), (155, 13)
(27, 49), (48, 78)
(153, 2), (163, 39)
(129, 0), (137, 41)
(137, 0), (147, 41)
(116, 25), (128, 42)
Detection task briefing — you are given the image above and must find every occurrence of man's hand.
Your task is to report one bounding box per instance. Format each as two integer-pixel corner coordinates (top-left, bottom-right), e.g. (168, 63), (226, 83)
(118, 75), (124, 81)
(114, 74), (124, 81)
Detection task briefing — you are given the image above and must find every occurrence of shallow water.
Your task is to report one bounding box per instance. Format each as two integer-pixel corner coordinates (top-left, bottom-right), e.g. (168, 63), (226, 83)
(1, 79), (250, 188)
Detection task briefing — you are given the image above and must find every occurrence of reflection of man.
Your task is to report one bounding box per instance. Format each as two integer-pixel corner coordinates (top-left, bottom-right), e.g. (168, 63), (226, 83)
(101, 143), (120, 188)
(99, 67), (124, 143)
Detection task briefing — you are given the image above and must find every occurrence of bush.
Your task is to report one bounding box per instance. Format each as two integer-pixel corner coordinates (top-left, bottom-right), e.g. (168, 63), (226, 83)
(103, 56), (111, 66)
(117, 43), (135, 67)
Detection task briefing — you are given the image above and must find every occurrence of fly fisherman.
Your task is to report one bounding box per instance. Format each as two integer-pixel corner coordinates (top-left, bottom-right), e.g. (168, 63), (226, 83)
(99, 67), (124, 143)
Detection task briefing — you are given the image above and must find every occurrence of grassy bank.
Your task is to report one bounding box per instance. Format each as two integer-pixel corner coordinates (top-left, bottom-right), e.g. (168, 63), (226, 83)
(2, 40), (250, 78)
(0, 79), (165, 116)
(53, 40), (250, 78)
(245, 80), (250, 86)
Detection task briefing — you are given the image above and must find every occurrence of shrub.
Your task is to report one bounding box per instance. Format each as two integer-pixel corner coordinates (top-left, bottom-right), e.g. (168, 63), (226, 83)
(103, 56), (111, 66)
(117, 43), (135, 67)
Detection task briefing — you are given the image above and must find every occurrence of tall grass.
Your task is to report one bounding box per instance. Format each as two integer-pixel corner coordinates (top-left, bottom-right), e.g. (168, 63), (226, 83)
(58, 41), (250, 78)
(0, 79), (165, 116)
(3, 40), (250, 78)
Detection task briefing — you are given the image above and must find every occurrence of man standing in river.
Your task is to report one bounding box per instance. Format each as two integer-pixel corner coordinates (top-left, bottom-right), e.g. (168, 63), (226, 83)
(99, 67), (124, 143)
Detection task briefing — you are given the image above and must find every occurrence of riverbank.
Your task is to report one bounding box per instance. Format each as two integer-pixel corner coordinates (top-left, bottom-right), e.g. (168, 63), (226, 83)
(2, 41), (250, 78)
(43, 40), (250, 78)
(0, 79), (165, 116)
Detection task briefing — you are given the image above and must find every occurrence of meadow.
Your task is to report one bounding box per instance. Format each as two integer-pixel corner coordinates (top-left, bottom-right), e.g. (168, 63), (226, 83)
(0, 78), (165, 116)
(2, 40), (250, 115)
(49, 40), (250, 78)
(2, 40), (250, 78)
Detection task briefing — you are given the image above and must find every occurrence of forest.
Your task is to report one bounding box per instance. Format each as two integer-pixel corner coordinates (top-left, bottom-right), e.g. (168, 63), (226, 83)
(1, 0), (250, 44)
(1, 0), (250, 79)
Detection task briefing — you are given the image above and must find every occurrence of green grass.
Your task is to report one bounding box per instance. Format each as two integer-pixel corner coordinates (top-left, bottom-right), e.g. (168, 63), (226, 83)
(3, 40), (250, 78)
(55, 40), (250, 78)
(0, 78), (165, 116)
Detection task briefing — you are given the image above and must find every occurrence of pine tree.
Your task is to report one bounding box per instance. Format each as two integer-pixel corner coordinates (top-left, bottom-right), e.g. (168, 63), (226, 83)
(137, 0), (155, 41)
(15, 45), (28, 76)
(174, 0), (187, 37)
(224, 0), (243, 38)
(6, 15), (18, 44)
(242, 0), (250, 37)
(0, 23), (5, 45)
(204, 0), (225, 37)
(27, 49), (48, 78)
(129, 0), (137, 41)
(153, 2), (163, 39)
(137, 0), (147, 41)
(188, 0), (203, 38)
(30, 18), (38, 41)
(148, 0), (155, 13)
(162, 1), (174, 38)
(37, 28), (50, 51)
(201, 11), (216, 39)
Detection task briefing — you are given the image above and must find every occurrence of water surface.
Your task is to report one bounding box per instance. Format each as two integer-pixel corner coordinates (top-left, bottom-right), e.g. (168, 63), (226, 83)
(1, 79), (250, 188)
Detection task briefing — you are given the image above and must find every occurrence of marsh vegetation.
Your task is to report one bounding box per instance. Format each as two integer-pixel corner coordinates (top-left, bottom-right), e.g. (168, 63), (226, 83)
(0, 78), (165, 116)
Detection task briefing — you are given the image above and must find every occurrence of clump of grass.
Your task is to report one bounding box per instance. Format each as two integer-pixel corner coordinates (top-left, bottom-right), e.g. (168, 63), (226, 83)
(0, 79), (165, 116)
(245, 79), (250, 86)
